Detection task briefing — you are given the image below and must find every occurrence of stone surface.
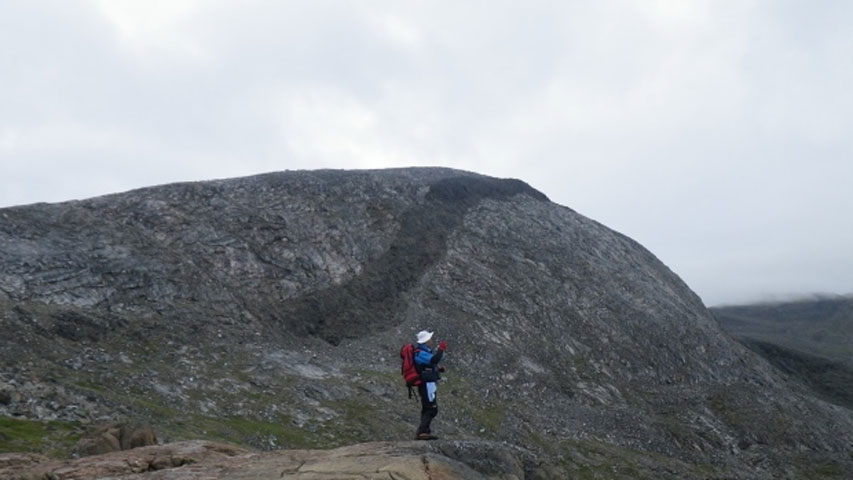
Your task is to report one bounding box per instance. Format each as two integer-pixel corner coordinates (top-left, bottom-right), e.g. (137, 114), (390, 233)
(0, 440), (535, 480)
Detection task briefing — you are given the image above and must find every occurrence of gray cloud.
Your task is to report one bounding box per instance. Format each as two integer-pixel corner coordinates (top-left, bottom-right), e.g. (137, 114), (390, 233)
(2, 0), (852, 305)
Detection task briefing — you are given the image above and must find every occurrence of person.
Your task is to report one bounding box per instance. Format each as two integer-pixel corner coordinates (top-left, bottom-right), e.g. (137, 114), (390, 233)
(413, 330), (446, 440)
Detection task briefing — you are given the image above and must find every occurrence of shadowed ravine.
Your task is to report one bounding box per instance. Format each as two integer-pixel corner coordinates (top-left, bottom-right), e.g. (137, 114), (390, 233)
(284, 176), (549, 344)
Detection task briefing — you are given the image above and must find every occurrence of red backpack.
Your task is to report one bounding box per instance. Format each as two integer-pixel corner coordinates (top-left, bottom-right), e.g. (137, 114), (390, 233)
(400, 343), (421, 397)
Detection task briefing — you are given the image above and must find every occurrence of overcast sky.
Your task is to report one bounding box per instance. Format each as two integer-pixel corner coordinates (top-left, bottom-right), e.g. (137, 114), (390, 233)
(2, 1), (852, 306)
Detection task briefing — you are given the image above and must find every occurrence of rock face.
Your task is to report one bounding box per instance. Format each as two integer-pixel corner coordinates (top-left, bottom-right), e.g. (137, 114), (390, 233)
(1, 168), (852, 478)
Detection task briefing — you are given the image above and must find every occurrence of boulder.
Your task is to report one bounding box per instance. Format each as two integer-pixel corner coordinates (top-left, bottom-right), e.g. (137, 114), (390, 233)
(121, 423), (157, 450)
(73, 422), (158, 457)
(74, 430), (121, 456)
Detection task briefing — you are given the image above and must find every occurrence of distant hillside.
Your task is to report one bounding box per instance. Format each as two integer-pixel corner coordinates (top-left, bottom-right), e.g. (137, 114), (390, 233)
(712, 296), (853, 367)
(736, 338), (853, 411)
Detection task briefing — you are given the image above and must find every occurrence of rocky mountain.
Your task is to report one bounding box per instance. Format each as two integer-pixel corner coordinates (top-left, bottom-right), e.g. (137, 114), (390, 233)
(2, 168), (852, 479)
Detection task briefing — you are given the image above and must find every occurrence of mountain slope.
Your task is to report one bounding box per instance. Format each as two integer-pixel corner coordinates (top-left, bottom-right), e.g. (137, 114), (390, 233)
(2, 168), (852, 479)
(712, 296), (853, 367)
(735, 337), (853, 410)
(712, 297), (853, 412)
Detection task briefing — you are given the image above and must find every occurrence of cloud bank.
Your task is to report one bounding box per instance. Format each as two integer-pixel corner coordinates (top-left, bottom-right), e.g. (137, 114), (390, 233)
(2, 0), (852, 305)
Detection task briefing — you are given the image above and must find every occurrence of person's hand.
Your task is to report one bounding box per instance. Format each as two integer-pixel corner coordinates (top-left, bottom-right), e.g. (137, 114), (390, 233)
(438, 366), (446, 373)
(438, 340), (447, 351)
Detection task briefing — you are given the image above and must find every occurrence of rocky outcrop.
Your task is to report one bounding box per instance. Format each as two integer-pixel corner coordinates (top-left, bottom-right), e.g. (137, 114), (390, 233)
(1, 168), (852, 478)
(73, 422), (158, 456)
(0, 440), (547, 480)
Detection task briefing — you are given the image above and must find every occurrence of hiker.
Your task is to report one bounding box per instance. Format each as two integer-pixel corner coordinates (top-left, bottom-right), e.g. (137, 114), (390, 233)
(413, 330), (446, 440)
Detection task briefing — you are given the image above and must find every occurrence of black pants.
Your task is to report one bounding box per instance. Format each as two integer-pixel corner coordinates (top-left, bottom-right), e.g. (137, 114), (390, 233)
(417, 382), (438, 434)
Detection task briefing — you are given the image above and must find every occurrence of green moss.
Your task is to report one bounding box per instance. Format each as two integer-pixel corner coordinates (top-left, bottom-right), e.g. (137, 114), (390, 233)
(190, 415), (323, 449)
(470, 403), (507, 434)
(814, 462), (844, 477)
(652, 411), (698, 448)
(344, 368), (398, 384)
(73, 380), (107, 393)
(57, 361), (333, 451)
(522, 429), (552, 452)
(314, 397), (386, 446)
(0, 416), (83, 458)
(825, 345), (853, 356)
(557, 438), (725, 480)
(708, 392), (736, 421)
(791, 456), (846, 479)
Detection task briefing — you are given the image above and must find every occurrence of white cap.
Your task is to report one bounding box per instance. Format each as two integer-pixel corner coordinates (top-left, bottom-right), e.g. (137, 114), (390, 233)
(416, 330), (434, 344)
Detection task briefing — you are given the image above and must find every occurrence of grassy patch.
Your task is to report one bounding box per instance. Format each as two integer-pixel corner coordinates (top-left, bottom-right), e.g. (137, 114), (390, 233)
(790, 455), (847, 479)
(558, 438), (723, 480)
(708, 390), (758, 435)
(317, 396), (390, 446)
(343, 367), (397, 382)
(469, 403), (507, 435)
(64, 375), (322, 450)
(0, 416), (83, 458)
(652, 410), (697, 447)
(189, 415), (322, 450)
(435, 374), (508, 437)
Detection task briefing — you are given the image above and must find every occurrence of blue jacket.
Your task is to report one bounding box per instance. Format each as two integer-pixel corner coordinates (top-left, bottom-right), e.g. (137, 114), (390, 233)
(415, 343), (443, 378)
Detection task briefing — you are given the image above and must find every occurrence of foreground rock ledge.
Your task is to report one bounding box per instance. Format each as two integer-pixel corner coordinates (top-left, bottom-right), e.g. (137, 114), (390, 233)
(0, 439), (556, 480)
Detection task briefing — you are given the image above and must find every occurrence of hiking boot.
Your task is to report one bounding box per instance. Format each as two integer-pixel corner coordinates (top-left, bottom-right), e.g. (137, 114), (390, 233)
(415, 433), (438, 441)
